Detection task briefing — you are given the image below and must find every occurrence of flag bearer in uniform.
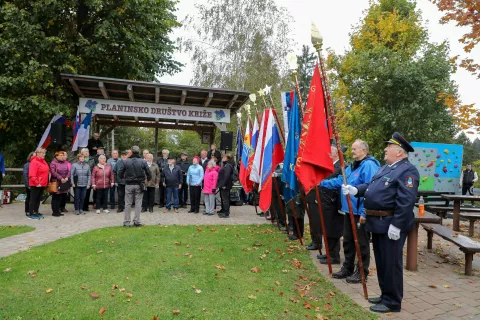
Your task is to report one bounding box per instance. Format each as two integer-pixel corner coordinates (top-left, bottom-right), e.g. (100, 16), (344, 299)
(342, 132), (419, 313)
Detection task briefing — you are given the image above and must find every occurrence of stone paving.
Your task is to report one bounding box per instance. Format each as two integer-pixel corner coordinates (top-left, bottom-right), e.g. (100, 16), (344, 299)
(2, 201), (480, 319)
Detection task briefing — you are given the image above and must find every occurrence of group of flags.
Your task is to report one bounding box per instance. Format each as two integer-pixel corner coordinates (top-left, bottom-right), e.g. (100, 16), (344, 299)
(238, 64), (334, 213)
(37, 111), (93, 151)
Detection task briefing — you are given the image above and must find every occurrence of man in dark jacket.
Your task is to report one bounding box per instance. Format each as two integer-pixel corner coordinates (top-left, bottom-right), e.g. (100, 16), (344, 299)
(460, 164), (478, 205)
(114, 151), (128, 213)
(307, 145), (344, 264)
(156, 149), (170, 208)
(87, 133), (104, 157)
(118, 146), (151, 227)
(217, 154), (234, 218)
(162, 157), (182, 213)
(207, 144), (222, 165)
(178, 152), (191, 208)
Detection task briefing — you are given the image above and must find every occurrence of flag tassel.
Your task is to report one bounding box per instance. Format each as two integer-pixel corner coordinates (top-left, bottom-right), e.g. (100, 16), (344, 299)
(314, 39), (368, 299)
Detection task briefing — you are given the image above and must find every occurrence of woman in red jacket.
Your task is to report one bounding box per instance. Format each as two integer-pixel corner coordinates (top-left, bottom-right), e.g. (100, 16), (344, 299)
(91, 155), (114, 214)
(28, 148), (49, 219)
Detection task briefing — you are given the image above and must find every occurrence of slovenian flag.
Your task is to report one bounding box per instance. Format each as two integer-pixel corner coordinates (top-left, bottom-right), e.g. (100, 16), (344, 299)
(72, 112), (92, 152)
(258, 109), (284, 212)
(37, 115), (68, 149)
(250, 110), (267, 184)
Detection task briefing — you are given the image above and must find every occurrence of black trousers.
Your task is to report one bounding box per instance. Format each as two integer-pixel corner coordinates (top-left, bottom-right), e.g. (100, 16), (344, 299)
(51, 193), (63, 215)
(326, 237), (341, 260)
(220, 188), (231, 215)
(25, 188), (31, 213)
(142, 186), (156, 209)
(462, 184), (475, 204)
(29, 187), (44, 214)
(83, 188), (91, 211)
(180, 182), (189, 206)
(109, 185), (116, 209)
(189, 185), (201, 212)
(117, 184), (125, 209)
(95, 188), (109, 210)
(158, 184), (166, 206)
(60, 193), (67, 209)
(288, 215), (305, 237)
(343, 215), (370, 275)
(372, 232), (407, 310)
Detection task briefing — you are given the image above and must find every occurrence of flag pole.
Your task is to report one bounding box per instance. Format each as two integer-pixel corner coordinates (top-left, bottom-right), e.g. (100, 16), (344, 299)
(289, 63), (333, 276)
(312, 24), (368, 299)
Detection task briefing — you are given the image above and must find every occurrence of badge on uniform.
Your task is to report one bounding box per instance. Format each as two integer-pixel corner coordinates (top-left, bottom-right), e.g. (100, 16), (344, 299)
(406, 176), (414, 188)
(383, 176), (390, 186)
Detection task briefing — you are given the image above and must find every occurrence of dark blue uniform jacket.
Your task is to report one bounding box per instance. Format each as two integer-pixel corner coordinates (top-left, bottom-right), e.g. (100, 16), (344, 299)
(356, 158), (419, 234)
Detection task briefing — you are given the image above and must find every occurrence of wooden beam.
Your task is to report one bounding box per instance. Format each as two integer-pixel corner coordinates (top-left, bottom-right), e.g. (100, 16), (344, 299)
(99, 126), (116, 139)
(96, 119), (213, 131)
(127, 84), (135, 101)
(181, 90), (187, 105)
(155, 87), (160, 103)
(227, 94), (238, 109)
(99, 82), (109, 99)
(204, 92), (213, 107)
(69, 79), (84, 97)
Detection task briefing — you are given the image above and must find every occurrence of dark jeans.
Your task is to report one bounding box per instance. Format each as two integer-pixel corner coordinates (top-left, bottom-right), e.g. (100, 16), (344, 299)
(25, 188), (31, 213)
(166, 187), (179, 210)
(109, 185), (117, 209)
(74, 187), (87, 211)
(343, 214), (370, 275)
(189, 185), (201, 212)
(158, 184), (166, 206)
(51, 193), (63, 215)
(142, 187), (156, 209)
(29, 187), (44, 215)
(95, 188), (109, 210)
(83, 188), (91, 211)
(180, 182), (189, 206)
(220, 188), (231, 215)
(117, 184), (125, 209)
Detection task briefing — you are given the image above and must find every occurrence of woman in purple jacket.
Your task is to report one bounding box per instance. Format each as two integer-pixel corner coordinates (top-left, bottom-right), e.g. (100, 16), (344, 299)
(50, 151), (71, 217)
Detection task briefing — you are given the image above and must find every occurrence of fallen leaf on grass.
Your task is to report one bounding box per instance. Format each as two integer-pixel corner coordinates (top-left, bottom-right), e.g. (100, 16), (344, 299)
(90, 292), (100, 299)
(290, 298), (299, 303)
(328, 291), (336, 298)
(110, 293), (115, 297)
(126, 293), (133, 298)
(3, 268), (11, 273)
(119, 288), (126, 292)
(303, 302), (313, 309)
(184, 252), (190, 256)
(210, 228), (217, 232)
(186, 244), (190, 248)
(298, 275), (308, 281)
(195, 289), (202, 294)
(198, 247), (204, 251)
(316, 315), (329, 320)
(282, 269), (289, 273)
(202, 308), (206, 311)
(30, 273), (37, 278)
(172, 310), (181, 315)
(27, 270), (35, 275)
(46, 288), (53, 294)
(99, 307), (107, 315)
(215, 264), (225, 270)
(112, 284), (118, 289)
(153, 316), (159, 320)
(248, 295), (257, 299)
(251, 267), (260, 273)
(284, 309), (289, 313)
(279, 292), (284, 296)
(324, 303), (332, 311)
(174, 242), (181, 246)
(97, 250), (103, 254)
(275, 281), (281, 286)
(80, 286), (87, 290)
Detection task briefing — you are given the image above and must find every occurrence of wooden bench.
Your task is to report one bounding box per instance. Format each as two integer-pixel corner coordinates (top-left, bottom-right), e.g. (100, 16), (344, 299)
(422, 223), (480, 275)
(459, 213), (480, 237)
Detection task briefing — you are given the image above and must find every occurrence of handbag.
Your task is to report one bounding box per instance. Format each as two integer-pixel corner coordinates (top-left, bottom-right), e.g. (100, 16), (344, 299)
(47, 180), (58, 194)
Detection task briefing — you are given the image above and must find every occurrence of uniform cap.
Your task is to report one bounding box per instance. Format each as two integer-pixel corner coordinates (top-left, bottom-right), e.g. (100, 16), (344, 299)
(385, 132), (414, 153)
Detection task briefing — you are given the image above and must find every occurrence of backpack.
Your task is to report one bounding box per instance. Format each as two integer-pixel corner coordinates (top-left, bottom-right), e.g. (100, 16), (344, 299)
(228, 163), (239, 182)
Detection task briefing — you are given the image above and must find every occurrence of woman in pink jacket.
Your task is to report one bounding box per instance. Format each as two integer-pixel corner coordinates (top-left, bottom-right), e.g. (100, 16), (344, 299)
(202, 160), (219, 216)
(91, 155), (114, 214)
(28, 148), (49, 219)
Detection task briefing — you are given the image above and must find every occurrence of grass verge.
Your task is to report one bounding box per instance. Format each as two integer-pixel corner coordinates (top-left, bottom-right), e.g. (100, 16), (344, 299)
(0, 224), (376, 319)
(0, 225), (35, 239)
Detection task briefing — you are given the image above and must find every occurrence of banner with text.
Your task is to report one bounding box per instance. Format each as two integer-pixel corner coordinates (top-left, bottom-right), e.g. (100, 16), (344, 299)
(78, 98), (231, 123)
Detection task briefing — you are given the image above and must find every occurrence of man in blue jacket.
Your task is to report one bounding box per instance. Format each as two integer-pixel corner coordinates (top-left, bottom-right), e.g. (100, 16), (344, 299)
(343, 132), (419, 313)
(320, 139), (380, 283)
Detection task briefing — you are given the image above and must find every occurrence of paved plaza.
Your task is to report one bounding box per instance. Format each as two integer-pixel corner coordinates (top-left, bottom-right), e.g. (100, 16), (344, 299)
(1, 202), (480, 319)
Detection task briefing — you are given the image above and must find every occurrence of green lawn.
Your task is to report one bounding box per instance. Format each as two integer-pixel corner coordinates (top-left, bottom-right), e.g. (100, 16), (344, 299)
(0, 225), (35, 239)
(0, 225), (376, 320)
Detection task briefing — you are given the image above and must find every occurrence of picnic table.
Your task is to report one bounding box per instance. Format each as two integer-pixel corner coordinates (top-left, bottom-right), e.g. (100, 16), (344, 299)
(405, 207), (441, 271)
(441, 194), (480, 231)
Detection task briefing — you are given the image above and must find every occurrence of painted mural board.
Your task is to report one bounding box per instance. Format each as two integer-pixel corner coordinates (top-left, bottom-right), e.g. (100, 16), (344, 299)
(408, 142), (463, 193)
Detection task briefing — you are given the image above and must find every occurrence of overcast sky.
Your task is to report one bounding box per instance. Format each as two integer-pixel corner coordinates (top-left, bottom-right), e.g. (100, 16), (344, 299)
(159, 0), (479, 137)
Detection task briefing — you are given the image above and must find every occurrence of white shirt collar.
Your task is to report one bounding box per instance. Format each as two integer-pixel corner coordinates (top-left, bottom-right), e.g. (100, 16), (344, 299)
(388, 159), (403, 167)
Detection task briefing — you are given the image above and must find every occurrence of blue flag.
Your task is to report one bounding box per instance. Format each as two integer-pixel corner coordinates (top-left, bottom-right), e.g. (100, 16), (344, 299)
(282, 92), (301, 203)
(235, 126), (243, 164)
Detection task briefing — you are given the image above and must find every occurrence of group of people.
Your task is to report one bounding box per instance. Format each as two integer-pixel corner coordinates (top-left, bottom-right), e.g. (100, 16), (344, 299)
(22, 133), (237, 225)
(271, 132), (420, 314)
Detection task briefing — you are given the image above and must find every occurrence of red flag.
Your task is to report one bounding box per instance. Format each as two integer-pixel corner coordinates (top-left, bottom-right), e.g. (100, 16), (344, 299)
(295, 64), (334, 192)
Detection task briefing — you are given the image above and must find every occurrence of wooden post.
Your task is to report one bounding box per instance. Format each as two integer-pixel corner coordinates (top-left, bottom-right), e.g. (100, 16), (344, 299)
(154, 127), (159, 160)
(406, 223), (419, 271)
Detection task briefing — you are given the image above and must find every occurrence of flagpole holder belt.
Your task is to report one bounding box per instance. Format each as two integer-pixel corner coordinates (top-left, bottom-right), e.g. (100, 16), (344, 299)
(365, 209), (393, 217)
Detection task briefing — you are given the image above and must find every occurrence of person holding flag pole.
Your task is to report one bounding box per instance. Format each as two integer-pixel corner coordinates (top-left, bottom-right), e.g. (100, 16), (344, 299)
(311, 23), (370, 299)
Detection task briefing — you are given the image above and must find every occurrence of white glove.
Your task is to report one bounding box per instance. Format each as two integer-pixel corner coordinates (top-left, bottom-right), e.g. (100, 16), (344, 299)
(342, 184), (358, 196)
(388, 224), (401, 241)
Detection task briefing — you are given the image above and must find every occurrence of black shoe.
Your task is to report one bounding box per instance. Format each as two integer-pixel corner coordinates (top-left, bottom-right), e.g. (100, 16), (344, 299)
(288, 234), (298, 241)
(59, 213), (65, 216)
(306, 242), (318, 250)
(123, 224), (131, 228)
(141, 208), (147, 213)
(219, 214), (230, 218)
(61, 208), (68, 213)
(346, 268), (367, 284)
(368, 297), (382, 304)
(158, 205), (164, 209)
(319, 257), (340, 265)
(370, 304), (400, 313)
(133, 223), (143, 227)
(149, 207), (153, 213)
(317, 254), (326, 260)
(194, 211), (199, 214)
(188, 210), (194, 213)
(117, 209), (124, 213)
(217, 211), (225, 215)
(332, 266), (353, 279)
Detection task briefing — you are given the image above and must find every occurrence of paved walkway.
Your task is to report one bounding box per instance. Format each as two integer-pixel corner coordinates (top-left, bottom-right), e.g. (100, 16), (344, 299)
(2, 202), (480, 319)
